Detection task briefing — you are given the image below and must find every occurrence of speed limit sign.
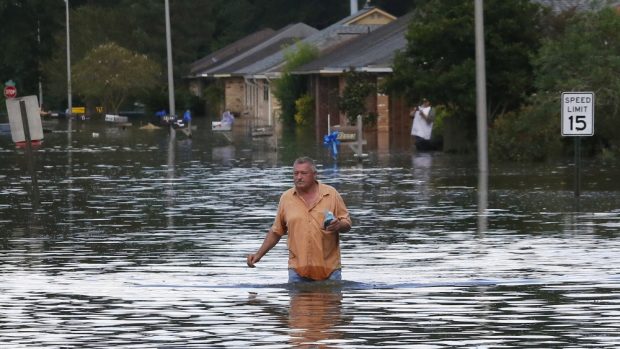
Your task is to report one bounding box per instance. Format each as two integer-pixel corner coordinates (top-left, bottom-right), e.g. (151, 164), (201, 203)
(562, 92), (594, 136)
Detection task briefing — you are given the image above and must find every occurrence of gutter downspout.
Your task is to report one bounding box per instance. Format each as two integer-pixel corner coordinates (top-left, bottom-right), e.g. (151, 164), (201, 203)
(265, 76), (273, 127)
(350, 0), (358, 15)
(253, 78), (260, 125)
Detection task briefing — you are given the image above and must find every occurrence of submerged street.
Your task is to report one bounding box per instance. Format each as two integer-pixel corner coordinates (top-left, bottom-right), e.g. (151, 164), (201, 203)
(1, 117), (620, 347)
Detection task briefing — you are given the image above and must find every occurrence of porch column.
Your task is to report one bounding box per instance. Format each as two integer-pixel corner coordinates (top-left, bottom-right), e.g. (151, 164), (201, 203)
(376, 82), (390, 153)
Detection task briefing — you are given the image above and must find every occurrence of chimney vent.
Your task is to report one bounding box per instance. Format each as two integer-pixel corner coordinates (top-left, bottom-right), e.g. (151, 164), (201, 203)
(350, 0), (358, 15)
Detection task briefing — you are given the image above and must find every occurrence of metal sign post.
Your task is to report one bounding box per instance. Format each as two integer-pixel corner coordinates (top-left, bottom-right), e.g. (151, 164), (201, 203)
(561, 92), (594, 197)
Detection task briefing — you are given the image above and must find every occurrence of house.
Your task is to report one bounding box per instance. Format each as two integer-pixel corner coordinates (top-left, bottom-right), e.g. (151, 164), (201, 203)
(188, 5), (396, 132)
(188, 24), (318, 119)
(245, 6), (396, 130)
(188, 28), (276, 101)
(292, 12), (412, 148)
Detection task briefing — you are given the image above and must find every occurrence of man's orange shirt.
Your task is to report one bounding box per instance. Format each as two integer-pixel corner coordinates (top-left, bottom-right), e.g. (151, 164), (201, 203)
(271, 182), (352, 280)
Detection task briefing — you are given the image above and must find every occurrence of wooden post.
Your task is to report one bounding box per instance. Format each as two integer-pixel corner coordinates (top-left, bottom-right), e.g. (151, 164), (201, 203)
(356, 114), (363, 158)
(327, 113), (331, 134)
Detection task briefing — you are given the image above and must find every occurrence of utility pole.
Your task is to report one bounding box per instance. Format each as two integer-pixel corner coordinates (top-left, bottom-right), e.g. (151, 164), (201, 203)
(475, 0), (489, 233)
(65, 0), (72, 120)
(165, 0), (176, 122)
(474, 0), (488, 175)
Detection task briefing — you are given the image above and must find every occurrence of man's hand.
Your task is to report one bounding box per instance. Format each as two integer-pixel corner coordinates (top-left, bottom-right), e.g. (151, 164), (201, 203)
(247, 253), (261, 268)
(325, 218), (351, 234)
(324, 219), (341, 234)
(246, 229), (281, 268)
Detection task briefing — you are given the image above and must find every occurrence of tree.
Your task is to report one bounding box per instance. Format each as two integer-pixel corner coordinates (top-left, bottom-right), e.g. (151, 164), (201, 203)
(273, 41), (318, 125)
(389, 0), (545, 127)
(42, 4), (141, 109)
(73, 42), (160, 114)
(43, 1), (218, 111)
(533, 7), (620, 153)
(22, 0), (408, 113)
(338, 70), (376, 125)
(0, 0), (64, 100)
(489, 6), (620, 161)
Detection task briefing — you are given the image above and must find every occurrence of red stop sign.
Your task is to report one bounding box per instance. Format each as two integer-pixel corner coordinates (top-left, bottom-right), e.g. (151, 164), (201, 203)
(4, 85), (17, 98)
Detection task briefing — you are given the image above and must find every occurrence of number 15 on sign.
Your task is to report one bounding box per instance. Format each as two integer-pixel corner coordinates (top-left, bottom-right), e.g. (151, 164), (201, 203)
(562, 92), (594, 136)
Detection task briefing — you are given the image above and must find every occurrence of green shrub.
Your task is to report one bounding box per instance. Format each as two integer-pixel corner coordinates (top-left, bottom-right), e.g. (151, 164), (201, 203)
(338, 70), (376, 125)
(533, 7), (620, 156)
(489, 94), (563, 162)
(273, 42), (318, 124)
(599, 145), (620, 164)
(294, 94), (314, 126)
(431, 104), (451, 138)
(203, 83), (224, 116)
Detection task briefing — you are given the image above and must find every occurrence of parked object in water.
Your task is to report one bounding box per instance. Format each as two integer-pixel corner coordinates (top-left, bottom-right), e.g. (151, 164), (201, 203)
(212, 121), (232, 131)
(212, 110), (235, 131)
(104, 114), (129, 124)
(251, 125), (273, 137)
(156, 110), (184, 129)
(221, 110), (235, 125)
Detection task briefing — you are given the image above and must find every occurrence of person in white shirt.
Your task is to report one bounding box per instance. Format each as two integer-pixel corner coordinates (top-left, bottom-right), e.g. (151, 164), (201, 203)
(410, 98), (438, 151)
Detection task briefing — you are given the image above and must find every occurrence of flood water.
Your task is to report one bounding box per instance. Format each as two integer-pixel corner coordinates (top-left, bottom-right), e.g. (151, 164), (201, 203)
(1, 116), (620, 348)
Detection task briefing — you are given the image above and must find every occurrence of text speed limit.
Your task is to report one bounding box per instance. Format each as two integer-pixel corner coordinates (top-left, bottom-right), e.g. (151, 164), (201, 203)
(562, 92), (594, 136)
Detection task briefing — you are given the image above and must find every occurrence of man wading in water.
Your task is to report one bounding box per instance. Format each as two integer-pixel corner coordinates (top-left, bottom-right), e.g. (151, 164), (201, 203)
(247, 156), (352, 282)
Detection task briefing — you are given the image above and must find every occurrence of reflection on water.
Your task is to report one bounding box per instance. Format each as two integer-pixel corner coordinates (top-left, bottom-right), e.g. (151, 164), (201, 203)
(288, 284), (348, 347)
(1, 117), (620, 347)
(478, 168), (488, 234)
(246, 283), (350, 348)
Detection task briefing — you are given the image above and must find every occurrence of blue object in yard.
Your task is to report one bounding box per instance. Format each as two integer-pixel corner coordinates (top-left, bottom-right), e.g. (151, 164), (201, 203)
(183, 110), (192, 123)
(155, 110), (167, 118)
(323, 131), (340, 159)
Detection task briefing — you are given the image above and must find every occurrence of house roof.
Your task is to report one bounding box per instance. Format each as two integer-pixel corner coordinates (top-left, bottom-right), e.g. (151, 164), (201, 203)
(189, 28), (275, 76)
(343, 6), (396, 25)
(242, 6), (396, 78)
(192, 23), (318, 78)
(292, 12), (412, 75)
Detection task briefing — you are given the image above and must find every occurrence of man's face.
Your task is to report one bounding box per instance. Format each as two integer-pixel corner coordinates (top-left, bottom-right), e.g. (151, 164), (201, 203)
(293, 162), (316, 191)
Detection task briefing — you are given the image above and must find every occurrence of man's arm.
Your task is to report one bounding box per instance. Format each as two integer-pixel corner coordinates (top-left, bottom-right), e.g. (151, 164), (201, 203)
(246, 229), (282, 267)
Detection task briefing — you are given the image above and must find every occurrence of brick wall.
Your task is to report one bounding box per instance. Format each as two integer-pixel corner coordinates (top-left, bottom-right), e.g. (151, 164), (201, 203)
(224, 77), (245, 115)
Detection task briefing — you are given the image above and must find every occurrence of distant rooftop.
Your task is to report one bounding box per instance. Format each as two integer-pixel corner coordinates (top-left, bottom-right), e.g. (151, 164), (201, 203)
(293, 12), (412, 75)
(208, 23), (318, 77)
(189, 6), (398, 79)
(189, 28), (275, 76)
(257, 6), (396, 77)
(532, 0), (620, 13)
